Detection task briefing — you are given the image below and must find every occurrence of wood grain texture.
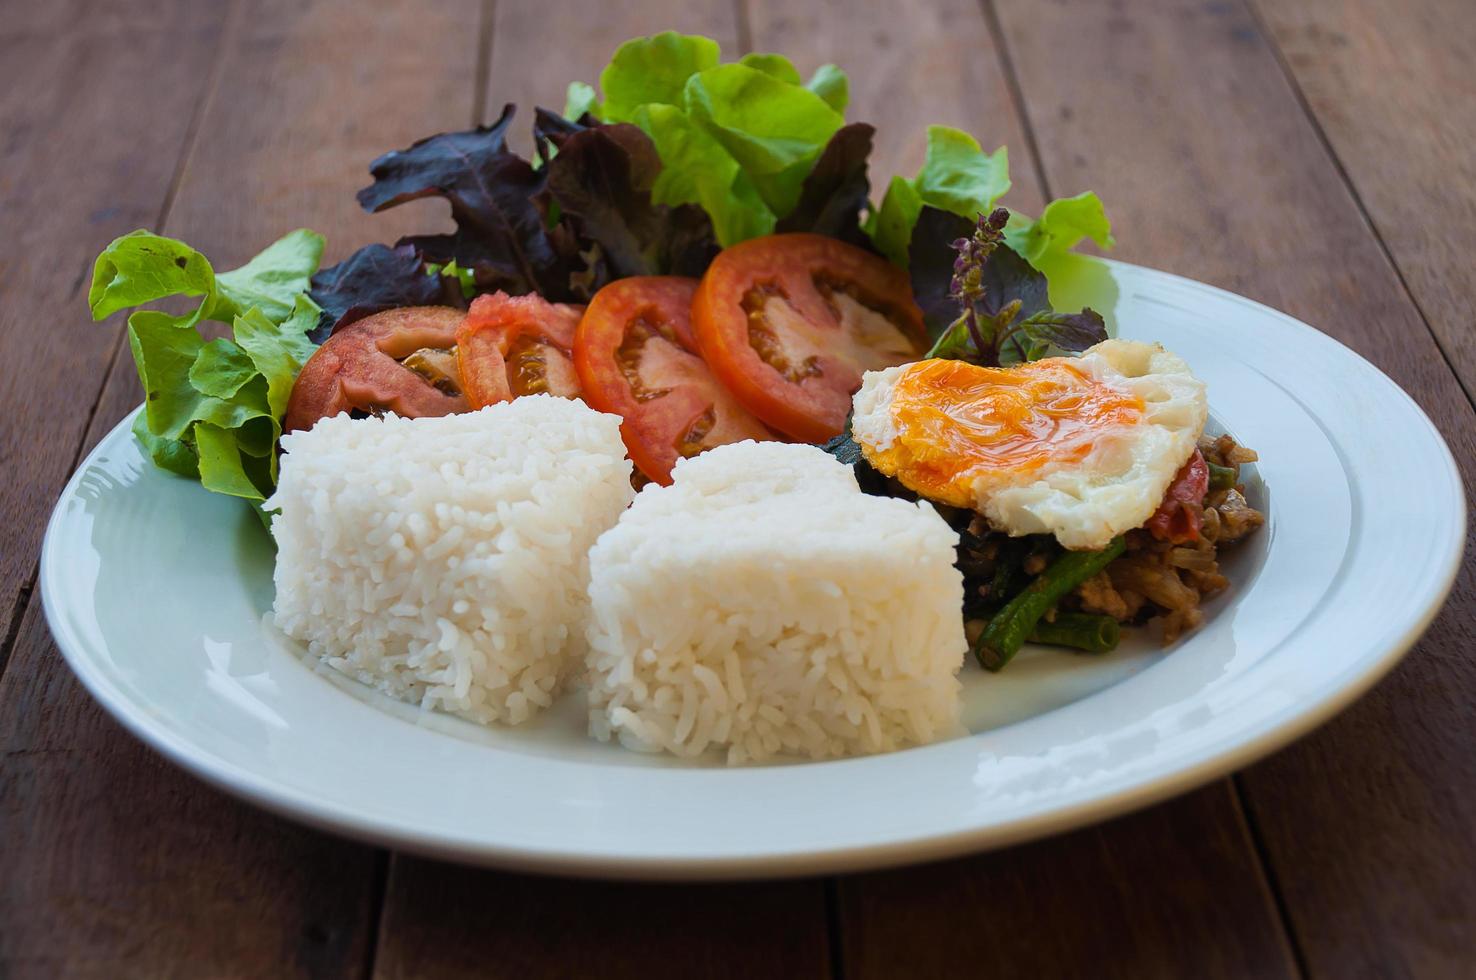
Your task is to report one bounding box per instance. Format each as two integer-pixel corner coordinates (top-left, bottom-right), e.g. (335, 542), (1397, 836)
(0, 0), (229, 667)
(1257, 0), (1476, 397)
(839, 784), (1295, 980)
(1, 0), (485, 975)
(373, 860), (829, 980)
(992, 0), (1476, 974)
(746, 3), (1297, 977)
(0, 602), (380, 980)
(369, 6), (831, 978)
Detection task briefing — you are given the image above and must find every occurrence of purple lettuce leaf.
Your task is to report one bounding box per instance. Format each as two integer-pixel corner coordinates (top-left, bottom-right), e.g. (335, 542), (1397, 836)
(307, 243), (447, 341)
(355, 105), (571, 299)
(775, 122), (875, 247)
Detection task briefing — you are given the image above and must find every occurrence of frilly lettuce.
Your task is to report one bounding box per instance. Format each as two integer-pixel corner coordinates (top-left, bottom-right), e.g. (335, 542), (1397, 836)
(88, 229), (323, 516)
(570, 32), (851, 245)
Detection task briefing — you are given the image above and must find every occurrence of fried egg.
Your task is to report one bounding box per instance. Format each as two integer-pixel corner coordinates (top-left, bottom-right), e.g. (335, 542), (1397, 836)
(850, 340), (1208, 550)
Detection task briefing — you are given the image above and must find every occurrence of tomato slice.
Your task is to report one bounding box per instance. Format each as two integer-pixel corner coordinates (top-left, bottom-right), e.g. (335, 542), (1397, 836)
(1147, 450), (1210, 543)
(284, 306), (467, 433)
(574, 276), (773, 484)
(455, 292), (585, 408)
(691, 233), (926, 442)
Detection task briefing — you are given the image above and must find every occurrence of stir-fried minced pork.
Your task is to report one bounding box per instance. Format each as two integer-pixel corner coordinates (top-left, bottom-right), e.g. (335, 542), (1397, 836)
(1064, 433), (1265, 643)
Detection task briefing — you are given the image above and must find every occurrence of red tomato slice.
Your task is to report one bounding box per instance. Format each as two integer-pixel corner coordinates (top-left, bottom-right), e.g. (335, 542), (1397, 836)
(574, 276), (773, 484)
(456, 292), (585, 408)
(691, 233), (926, 442)
(1147, 449), (1210, 543)
(284, 306), (467, 433)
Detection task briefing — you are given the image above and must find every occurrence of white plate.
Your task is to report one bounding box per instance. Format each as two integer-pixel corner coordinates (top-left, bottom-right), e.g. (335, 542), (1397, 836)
(42, 260), (1463, 879)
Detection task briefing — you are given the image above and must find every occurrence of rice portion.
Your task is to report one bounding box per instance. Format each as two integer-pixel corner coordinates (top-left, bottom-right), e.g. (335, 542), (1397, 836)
(586, 441), (967, 764)
(268, 396), (634, 725)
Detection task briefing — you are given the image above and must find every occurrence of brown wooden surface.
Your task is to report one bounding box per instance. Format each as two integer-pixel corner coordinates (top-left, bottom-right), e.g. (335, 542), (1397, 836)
(3, 0), (1474, 977)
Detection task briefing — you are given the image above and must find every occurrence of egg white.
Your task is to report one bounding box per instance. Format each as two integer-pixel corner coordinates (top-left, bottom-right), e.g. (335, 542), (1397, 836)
(850, 340), (1208, 551)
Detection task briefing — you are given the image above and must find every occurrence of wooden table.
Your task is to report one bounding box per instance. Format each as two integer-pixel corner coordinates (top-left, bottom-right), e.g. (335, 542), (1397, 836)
(3, 0), (1473, 975)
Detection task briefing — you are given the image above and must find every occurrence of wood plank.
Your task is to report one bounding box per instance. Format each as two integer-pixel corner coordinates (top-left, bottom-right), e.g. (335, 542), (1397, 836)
(0, 0), (229, 666)
(839, 784), (1294, 979)
(1257, 0), (1476, 396)
(374, 860), (829, 980)
(991, 0), (1476, 974)
(745, 2), (1298, 975)
(1, 0), (486, 974)
(367, 7), (834, 977)
(0, 600), (381, 979)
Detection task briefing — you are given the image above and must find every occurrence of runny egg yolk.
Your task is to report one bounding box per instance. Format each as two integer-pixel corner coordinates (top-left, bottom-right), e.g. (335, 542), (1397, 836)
(864, 358), (1146, 508)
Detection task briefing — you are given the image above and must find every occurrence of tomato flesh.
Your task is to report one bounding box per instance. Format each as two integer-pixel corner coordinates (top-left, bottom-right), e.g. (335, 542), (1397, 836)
(456, 292), (585, 408)
(692, 233), (925, 442)
(284, 306), (467, 433)
(574, 276), (772, 484)
(1147, 450), (1210, 543)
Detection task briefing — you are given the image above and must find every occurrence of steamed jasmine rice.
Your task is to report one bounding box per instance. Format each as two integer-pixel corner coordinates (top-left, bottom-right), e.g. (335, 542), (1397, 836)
(585, 441), (967, 764)
(267, 397), (633, 725)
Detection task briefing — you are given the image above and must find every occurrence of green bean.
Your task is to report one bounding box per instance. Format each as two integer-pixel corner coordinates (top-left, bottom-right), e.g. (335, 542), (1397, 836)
(1206, 460), (1238, 492)
(1029, 613), (1121, 654)
(973, 536), (1126, 672)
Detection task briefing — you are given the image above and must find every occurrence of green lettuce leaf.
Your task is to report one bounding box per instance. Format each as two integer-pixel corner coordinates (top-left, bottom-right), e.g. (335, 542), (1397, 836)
(572, 32), (853, 246)
(88, 229), (324, 512)
(189, 338), (258, 399)
(739, 52), (802, 85)
(805, 64), (848, 113)
(635, 103), (775, 245)
(89, 232), (215, 323)
(914, 128), (1010, 221)
(212, 228), (325, 322)
(599, 32), (721, 120)
(564, 81), (600, 121)
(869, 126), (1009, 267)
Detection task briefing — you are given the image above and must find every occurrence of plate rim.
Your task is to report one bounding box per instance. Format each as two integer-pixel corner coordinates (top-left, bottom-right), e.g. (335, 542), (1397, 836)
(40, 257), (1466, 879)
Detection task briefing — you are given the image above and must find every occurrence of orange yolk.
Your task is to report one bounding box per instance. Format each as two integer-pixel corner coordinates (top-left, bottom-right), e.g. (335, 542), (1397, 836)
(863, 358), (1146, 508)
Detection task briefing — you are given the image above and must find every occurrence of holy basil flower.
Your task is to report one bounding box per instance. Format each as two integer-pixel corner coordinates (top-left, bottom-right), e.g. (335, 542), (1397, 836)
(920, 208), (1106, 367)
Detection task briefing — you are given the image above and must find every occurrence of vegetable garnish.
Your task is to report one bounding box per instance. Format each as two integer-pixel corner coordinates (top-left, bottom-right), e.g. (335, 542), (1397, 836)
(456, 293), (585, 407)
(567, 33), (853, 245)
(90, 29), (1118, 531)
(574, 276), (770, 484)
(916, 208), (1108, 365)
(284, 306), (467, 434)
(692, 233), (925, 441)
(88, 229), (325, 515)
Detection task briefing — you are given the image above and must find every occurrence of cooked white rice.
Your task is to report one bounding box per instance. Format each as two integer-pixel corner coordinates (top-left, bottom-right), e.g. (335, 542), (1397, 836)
(267, 396), (633, 725)
(585, 441), (967, 764)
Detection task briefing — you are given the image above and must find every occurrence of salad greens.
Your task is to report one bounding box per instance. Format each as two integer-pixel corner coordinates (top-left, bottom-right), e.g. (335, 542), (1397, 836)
(88, 230), (324, 516)
(87, 28), (1118, 517)
(569, 33), (849, 245)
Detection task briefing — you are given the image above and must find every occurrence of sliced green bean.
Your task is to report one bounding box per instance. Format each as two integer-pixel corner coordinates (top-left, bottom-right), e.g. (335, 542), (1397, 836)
(1206, 460), (1238, 492)
(1029, 613), (1121, 654)
(973, 536), (1126, 672)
